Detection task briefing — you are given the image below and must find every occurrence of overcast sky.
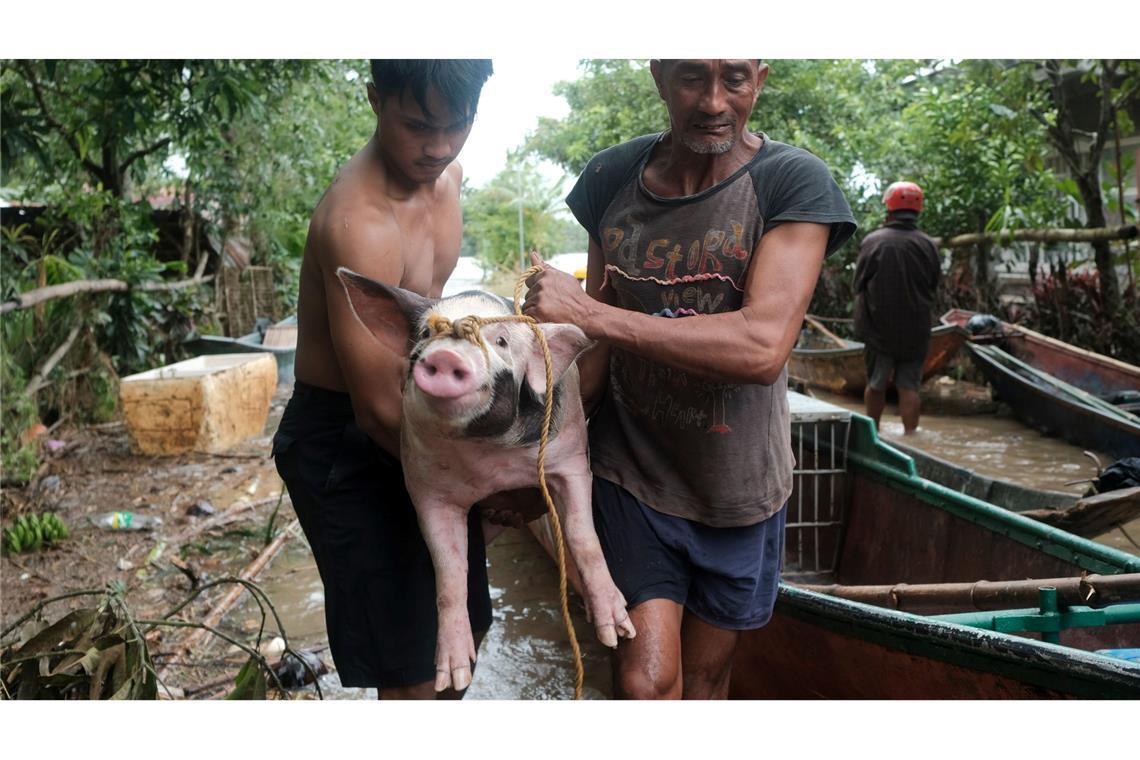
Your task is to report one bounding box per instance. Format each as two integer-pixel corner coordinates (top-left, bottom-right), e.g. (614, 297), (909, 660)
(458, 57), (586, 190)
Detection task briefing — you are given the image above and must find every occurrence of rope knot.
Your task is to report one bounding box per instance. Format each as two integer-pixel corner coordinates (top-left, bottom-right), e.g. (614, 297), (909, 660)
(425, 313), (489, 357)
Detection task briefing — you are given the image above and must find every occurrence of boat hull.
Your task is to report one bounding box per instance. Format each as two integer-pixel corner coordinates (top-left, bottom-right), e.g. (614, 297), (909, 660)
(730, 586), (1140, 699)
(965, 343), (1140, 459)
(941, 308), (1140, 400)
(789, 324), (968, 396)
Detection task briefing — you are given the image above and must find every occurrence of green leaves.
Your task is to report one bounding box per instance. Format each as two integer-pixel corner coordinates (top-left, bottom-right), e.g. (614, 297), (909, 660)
(0, 600), (157, 700)
(226, 655), (268, 700)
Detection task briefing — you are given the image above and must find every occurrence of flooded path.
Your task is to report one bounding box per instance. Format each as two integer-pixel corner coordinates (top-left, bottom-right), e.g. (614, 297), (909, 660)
(248, 286), (1135, 698)
(244, 524), (611, 700)
(810, 389), (1140, 556)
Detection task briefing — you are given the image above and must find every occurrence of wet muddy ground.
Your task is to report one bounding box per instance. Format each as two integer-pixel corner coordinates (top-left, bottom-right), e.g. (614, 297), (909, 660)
(2, 373), (1136, 700)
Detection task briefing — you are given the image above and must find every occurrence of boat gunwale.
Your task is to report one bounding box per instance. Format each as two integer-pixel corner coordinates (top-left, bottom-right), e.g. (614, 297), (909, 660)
(773, 583), (1140, 698)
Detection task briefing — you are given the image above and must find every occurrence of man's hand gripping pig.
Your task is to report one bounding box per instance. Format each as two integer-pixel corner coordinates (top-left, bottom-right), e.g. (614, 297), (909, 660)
(337, 268), (636, 692)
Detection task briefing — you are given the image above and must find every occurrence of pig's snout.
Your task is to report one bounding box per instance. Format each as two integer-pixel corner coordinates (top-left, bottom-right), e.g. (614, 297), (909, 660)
(413, 349), (479, 399)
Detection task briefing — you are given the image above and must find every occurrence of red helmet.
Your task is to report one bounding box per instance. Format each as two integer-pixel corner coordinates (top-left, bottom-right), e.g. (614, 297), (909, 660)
(884, 181), (924, 212)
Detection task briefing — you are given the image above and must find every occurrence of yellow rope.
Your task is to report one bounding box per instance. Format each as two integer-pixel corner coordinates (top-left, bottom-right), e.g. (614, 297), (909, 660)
(425, 265), (584, 700)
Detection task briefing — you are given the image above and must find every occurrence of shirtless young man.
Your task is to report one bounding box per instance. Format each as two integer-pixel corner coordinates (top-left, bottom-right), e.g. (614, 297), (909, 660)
(272, 60), (494, 699)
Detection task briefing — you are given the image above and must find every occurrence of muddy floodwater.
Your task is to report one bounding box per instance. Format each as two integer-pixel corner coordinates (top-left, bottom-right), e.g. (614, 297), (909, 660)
(248, 384), (1138, 699)
(810, 389), (1140, 557)
(244, 524), (613, 700)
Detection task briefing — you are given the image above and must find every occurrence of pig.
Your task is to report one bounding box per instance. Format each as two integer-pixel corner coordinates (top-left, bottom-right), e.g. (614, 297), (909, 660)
(337, 267), (637, 692)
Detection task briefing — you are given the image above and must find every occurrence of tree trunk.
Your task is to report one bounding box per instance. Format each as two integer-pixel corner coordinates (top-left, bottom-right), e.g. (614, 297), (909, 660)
(1075, 167), (1121, 313)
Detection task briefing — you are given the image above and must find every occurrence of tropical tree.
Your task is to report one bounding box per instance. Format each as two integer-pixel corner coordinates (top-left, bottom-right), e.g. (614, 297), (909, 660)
(462, 151), (584, 273)
(1030, 59), (1139, 314)
(0, 59), (373, 478)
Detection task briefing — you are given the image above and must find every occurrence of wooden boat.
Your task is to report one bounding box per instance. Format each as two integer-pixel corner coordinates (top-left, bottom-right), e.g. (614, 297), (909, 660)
(788, 323), (969, 396)
(884, 438), (1140, 538)
(183, 316), (296, 387)
(528, 392), (1140, 698)
(941, 308), (1140, 405)
(963, 342), (1140, 459)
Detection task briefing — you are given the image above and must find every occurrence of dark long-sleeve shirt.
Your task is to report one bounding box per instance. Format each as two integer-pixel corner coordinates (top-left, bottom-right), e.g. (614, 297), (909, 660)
(853, 218), (941, 361)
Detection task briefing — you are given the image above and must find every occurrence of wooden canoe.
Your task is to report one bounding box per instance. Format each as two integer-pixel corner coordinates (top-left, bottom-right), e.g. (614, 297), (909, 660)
(885, 438), (1140, 538)
(788, 323), (969, 396)
(963, 342), (1140, 459)
(528, 392), (1140, 698)
(941, 308), (1140, 403)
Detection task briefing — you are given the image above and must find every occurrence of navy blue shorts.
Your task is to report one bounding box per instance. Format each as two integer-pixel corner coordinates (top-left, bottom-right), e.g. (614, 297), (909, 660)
(591, 477), (786, 630)
(273, 381), (492, 689)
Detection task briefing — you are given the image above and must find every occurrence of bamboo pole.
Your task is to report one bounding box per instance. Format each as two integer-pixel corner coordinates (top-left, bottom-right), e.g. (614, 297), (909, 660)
(929, 224), (1137, 250)
(156, 519), (297, 684)
(794, 572), (1140, 613)
(804, 315), (848, 348)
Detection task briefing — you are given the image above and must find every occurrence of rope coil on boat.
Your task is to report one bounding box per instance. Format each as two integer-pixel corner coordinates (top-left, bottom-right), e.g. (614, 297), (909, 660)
(423, 265), (584, 700)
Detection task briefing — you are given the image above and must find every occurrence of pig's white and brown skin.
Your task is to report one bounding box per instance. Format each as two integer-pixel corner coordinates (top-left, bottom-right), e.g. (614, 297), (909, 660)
(337, 267), (636, 692)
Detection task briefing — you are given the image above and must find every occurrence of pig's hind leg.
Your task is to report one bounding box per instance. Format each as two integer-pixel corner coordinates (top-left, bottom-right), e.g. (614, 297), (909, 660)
(415, 500), (479, 692)
(550, 473), (637, 648)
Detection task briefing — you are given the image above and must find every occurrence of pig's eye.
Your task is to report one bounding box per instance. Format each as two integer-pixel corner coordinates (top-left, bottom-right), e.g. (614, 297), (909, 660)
(496, 336), (508, 348)
(419, 327), (431, 340)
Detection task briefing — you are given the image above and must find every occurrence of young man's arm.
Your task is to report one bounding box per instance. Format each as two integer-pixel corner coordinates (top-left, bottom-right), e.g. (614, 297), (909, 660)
(316, 207), (408, 457)
(523, 221), (829, 386)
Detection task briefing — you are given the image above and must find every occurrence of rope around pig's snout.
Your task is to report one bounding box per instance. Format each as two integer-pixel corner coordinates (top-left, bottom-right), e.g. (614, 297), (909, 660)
(423, 265), (584, 700)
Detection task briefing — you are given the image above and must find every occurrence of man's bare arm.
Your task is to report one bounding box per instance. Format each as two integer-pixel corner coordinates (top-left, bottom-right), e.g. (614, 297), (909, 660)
(524, 222), (829, 386)
(316, 208), (408, 456)
(573, 239), (616, 413)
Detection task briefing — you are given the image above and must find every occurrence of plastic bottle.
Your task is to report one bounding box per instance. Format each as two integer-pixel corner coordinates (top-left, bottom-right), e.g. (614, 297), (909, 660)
(93, 511), (163, 531)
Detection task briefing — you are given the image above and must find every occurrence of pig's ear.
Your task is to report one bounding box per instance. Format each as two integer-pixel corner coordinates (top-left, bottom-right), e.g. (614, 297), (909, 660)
(336, 267), (434, 356)
(523, 323), (595, 397)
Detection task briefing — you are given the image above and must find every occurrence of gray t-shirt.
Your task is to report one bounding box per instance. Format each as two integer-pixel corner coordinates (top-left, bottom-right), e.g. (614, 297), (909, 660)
(567, 132), (855, 527)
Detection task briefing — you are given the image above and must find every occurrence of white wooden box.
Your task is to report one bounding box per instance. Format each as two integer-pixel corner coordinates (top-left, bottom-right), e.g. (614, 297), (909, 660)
(119, 353), (277, 455)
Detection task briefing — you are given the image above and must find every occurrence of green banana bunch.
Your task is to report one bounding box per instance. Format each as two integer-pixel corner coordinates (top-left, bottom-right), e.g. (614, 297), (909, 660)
(3, 512), (69, 554)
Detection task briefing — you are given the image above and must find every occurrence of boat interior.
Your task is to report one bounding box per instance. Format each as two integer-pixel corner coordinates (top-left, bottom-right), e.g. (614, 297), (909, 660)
(782, 392), (1140, 652)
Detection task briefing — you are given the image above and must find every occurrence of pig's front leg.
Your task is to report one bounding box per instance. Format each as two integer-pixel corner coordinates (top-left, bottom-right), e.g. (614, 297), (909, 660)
(549, 472), (637, 648)
(414, 499), (478, 692)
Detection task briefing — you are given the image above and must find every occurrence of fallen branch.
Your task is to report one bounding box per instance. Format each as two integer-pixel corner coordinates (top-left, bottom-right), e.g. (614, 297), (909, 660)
(931, 224), (1137, 250)
(156, 521), (297, 684)
(1, 274), (215, 316)
(23, 324), (82, 397)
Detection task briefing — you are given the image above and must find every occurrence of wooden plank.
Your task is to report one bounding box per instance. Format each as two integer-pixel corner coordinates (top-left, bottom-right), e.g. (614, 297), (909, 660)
(261, 324), (296, 349)
(1021, 487), (1140, 538)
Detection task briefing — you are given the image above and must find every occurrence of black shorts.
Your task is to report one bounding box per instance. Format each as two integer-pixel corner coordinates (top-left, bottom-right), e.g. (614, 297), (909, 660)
(591, 477), (786, 630)
(272, 381), (492, 689)
(863, 347), (924, 391)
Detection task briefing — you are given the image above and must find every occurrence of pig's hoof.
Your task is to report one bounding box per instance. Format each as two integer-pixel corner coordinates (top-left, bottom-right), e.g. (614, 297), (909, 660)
(590, 591), (637, 648)
(435, 663), (473, 693)
(433, 630), (477, 692)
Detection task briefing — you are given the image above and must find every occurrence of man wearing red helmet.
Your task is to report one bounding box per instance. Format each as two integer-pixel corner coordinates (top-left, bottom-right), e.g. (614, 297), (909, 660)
(853, 181), (941, 433)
